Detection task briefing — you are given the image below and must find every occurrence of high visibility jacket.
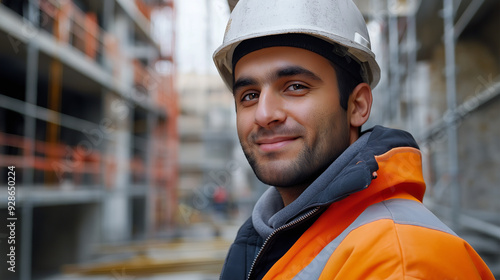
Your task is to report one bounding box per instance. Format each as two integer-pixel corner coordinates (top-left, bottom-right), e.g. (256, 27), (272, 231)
(220, 126), (495, 280)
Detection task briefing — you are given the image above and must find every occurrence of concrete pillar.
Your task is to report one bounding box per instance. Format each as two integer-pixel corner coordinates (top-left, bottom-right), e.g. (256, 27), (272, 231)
(101, 92), (133, 243)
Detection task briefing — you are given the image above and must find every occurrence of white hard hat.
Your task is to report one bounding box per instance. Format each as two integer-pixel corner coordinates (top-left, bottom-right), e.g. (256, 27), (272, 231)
(213, 0), (381, 90)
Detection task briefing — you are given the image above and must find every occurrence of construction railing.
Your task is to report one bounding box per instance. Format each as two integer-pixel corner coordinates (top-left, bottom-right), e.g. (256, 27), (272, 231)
(0, 131), (174, 189)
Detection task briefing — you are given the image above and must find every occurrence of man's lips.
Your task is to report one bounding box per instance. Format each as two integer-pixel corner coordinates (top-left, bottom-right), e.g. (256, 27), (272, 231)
(256, 136), (299, 152)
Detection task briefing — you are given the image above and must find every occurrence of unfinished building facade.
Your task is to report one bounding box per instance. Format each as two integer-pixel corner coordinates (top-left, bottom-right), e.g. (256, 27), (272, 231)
(0, 0), (178, 279)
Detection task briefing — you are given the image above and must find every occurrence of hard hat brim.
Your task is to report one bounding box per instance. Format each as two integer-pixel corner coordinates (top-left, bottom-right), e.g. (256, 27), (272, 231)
(213, 29), (381, 91)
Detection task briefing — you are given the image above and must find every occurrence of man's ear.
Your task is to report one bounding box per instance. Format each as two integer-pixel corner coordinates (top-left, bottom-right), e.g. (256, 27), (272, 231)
(348, 83), (372, 128)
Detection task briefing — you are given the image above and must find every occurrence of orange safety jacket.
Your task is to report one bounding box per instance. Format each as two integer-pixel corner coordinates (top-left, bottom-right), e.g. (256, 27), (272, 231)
(220, 126), (495, 280)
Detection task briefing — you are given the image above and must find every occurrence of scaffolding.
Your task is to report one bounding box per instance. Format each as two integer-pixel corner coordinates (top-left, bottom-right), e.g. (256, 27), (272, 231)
(0, 0), (178, 279)
(360, 0), (500, 275)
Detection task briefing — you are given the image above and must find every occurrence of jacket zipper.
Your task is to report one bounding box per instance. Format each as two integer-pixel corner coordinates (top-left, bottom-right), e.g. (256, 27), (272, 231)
(246, 207), (321, 280)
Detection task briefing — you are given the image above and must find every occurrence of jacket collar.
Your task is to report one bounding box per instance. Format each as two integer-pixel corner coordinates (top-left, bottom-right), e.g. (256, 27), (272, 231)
(252, 126), (422, 239)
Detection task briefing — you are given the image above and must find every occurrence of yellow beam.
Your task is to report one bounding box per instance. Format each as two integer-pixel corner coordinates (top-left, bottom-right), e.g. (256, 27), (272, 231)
(62, 238), (230, 276)
(45, 58), (63, 184)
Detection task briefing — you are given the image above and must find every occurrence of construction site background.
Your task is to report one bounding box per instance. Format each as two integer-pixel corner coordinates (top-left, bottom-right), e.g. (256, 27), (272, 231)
(0, 0), (499, 279)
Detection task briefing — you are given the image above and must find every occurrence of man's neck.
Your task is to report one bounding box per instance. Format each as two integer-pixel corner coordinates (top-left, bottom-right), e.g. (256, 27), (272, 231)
(275, 185), (309, 207)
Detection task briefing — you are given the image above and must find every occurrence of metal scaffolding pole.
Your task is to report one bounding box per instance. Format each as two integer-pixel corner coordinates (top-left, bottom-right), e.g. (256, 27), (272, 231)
(145, 112), (157, 237)
(454, 0), (485, 40)
(0, 95), (104, 134)
(443, 0), (461, 231)
(23, 40), (38, 187)
(370, 0), (387, 125)
(405, 0), (418, 132)
(20, 1), (39, 279)
(21, 42), (36, 280)
(388, 0), (400, 123)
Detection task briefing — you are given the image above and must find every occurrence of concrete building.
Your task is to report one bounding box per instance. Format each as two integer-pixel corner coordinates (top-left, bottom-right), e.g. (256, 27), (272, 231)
(0, 0), (178, 279)
(177, 73), (237, 226)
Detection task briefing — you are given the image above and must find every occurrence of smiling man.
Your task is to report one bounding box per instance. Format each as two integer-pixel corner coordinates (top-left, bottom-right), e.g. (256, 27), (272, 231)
(213, 0), (494, 279)
(233, 43), (357, 206)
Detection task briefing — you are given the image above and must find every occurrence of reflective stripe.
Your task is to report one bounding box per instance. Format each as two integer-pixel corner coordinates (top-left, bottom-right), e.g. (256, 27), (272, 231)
(293, 199), (457, 280)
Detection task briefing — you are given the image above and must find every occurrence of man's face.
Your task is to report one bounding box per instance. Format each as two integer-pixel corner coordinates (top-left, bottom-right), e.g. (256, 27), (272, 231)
(233, 46), (350, 189)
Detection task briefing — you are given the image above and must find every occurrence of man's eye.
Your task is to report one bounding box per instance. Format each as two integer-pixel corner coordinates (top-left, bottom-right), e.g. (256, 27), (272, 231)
(242, 92), (259, 102)
(286, 84), (308, 91)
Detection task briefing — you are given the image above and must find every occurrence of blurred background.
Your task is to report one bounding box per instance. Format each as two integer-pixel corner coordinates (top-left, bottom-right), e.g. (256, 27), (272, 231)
(0, 0), (498, 279)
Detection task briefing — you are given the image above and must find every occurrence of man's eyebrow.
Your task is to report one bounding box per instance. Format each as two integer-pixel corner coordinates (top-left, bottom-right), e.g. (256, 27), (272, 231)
(233, 77), (257, 95)
(274, 66), (322, 82)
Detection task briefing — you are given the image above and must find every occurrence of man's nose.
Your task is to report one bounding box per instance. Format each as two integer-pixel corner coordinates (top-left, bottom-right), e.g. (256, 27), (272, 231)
(254, 89), (286, 128)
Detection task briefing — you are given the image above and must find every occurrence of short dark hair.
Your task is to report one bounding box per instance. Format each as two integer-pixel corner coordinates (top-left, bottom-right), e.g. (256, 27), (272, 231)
(330, 61), (364, 110)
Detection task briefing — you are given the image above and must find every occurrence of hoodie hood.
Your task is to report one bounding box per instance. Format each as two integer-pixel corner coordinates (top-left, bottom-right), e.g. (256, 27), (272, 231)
(252, 126), (422, 240)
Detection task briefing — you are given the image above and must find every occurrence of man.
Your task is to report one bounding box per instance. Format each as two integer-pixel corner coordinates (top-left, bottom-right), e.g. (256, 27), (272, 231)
(212, 0), (495, 279)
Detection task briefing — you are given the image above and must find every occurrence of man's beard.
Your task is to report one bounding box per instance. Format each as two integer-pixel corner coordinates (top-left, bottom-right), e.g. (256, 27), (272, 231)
(240, 127), (349, 189)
